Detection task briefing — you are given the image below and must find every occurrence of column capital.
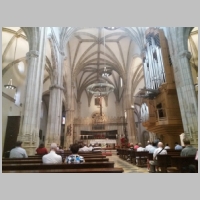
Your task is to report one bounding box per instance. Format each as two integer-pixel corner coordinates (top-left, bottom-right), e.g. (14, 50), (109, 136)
(26, 50), (39, 59)
(49, 84), (66, 91)
(178, 50), (191, 59)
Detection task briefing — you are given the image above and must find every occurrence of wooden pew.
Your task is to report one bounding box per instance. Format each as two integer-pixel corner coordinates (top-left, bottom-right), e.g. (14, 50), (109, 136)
(117, 149), (123, 158)
(2, 157), (109, 164)
(117, 149), (136, 164)
(129, 150), (136, 164)
(166, 150), (181, 156)
(167, 156), (197, 173)
(148, 153), (153, 161)
(156, 154), (171, 172)
(2, 168), (124, 173)
(2, 161), (115, 171)
(28, 154), (107, 159)
(135, 151), (149, 167)
(64, 150), (102, 154)
(120, 149), (129, 160)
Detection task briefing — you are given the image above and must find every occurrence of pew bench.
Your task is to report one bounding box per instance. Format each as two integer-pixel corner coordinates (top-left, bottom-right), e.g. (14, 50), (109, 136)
(29, 154), (107, 159)
(2, 157), (109, 164)
(135, 151), (149, 167)
(2, 161), (115, 171)
(156, 154), (171, 173)
(2, 168), (124, 173)
(167, 156), (198, 173)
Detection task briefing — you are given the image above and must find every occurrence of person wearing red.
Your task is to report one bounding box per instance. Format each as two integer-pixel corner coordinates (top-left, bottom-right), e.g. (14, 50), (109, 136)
(134, 143), (139, 150)
(36, 143), (48, 155)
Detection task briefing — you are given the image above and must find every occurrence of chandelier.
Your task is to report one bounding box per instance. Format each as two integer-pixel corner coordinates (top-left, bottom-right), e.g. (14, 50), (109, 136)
(101, 67), (112, 77)
(86, 82), (114, 96)
(104, 27), (119, 30)
(4, 79), (16, 90)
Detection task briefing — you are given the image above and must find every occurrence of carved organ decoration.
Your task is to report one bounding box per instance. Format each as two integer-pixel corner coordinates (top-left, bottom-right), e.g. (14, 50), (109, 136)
(140, 27), (183, 148)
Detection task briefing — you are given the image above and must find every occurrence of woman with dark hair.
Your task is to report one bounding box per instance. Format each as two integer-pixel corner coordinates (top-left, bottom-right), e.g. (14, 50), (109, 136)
(65, 143), (85, 163)
(36, 143), (48, 155)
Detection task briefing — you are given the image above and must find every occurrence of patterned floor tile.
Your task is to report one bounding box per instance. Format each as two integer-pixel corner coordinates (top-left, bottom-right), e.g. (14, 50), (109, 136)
(108, 152), (148, 173)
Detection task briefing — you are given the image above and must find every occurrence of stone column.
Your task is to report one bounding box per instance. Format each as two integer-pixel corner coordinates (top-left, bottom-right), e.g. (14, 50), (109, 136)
(45, 84), (64, 148)
(124, 91), (137, 144)
(176, 50), (198, 145)
(126, 107), (137, 144)
(64, 109), (74, 149)
(75, 101), (81, 141)
(18, 28), (47, 155)
(167, 28), (198, 147)
(64, 85), (75, 149)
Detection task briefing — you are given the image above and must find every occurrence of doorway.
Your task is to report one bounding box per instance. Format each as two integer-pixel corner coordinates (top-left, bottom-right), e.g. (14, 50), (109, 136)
(3, 116), (21, 155)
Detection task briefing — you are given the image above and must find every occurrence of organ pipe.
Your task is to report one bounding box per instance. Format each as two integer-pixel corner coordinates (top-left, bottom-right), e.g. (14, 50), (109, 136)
(142, 29), (166, 91)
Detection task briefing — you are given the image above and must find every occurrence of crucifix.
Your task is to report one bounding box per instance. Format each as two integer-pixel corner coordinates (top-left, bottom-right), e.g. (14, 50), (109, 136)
(97, 94), (103, 116)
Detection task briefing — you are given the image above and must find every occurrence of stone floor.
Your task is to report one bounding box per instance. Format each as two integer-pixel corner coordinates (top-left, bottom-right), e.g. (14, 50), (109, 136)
(108, 150), (148, 173)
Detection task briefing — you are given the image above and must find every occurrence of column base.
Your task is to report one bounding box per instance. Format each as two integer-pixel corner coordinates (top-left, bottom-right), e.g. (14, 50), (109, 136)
(24, 146), (38, 156)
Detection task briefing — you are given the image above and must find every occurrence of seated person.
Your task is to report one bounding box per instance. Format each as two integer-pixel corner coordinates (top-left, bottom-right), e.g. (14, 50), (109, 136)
(9, 141), (28, 158)
(147, 142), (157, 171)
(134, 143), (139, 150)
(145, 141), (152, 152)
(92, 143), (102, 152)
(181, 138), (197, 156)
(149, 142), (167, 172)
(154, 138), (160, 147)
(79, 143), (90, 152)
(148, 142), (157, 153)
(42, 143), (62, 164)
(164, 144), (170, 150)
(174, 142), (183, 150)
(136, 143), (145, 164)
(36, 143), (48, 155)
(181, 138), (197, 173)
(137, 143), (145, 152)
(57, 146), (64, 153)
(65, 143), (85, 163)
(127, 143), (134, 161)
(88, 144), (93, 151)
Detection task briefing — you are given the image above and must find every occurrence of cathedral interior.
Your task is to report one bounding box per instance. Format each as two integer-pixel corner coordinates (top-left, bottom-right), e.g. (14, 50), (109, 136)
(2, 27), (198, 155)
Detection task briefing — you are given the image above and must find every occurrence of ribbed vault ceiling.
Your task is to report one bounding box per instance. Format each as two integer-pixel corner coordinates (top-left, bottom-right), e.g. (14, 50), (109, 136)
(67, 27), (132, 101)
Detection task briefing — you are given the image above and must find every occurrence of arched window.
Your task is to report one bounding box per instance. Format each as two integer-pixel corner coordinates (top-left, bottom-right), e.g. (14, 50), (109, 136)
(17, 61), (25, 74)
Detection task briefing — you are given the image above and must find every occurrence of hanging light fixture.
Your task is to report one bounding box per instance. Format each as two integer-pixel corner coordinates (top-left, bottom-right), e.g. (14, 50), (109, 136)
(86, 82), (114, 96)
(4, 79), (16, 90)
(4, 35), (18, 90)
(101, 27), (112, 77)
(104, 27), (119, 30)
(86, 28), (114, 96)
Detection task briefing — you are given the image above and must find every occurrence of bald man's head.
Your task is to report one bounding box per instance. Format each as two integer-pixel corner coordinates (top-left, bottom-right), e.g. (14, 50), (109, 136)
(158, 142), (163, 148)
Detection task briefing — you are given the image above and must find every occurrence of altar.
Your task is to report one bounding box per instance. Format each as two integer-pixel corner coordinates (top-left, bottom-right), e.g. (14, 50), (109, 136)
(88, 139), (116, 148)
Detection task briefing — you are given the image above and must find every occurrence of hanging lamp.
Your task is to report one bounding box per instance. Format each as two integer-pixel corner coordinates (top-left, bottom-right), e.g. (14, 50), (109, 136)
(4, 35), (18, 90)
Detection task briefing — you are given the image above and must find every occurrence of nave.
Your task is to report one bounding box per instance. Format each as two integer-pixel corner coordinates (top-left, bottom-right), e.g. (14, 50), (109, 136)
(109, 151), (148, 173)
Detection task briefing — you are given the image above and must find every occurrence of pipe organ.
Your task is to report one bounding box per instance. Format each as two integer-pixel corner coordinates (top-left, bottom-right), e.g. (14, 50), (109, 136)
(140, 27), (184, 148)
